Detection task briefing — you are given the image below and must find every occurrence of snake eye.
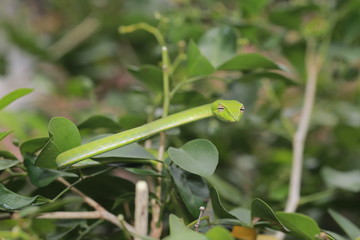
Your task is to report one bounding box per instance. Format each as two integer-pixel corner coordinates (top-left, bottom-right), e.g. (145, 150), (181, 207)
(240, 106), (245, 113)
(217, 104), (225, 112)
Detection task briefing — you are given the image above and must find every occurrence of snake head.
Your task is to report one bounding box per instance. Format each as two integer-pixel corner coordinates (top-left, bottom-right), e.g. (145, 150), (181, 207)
(211, 100), (245, 123)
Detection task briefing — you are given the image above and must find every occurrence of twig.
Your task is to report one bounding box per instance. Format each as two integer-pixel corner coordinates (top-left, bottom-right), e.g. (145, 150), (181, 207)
(284, 46), (320, 213)
(37, 211), (102, 219)
(150, 45), (170, 239)
(195, 206), (206, 232)
(56, 177), (135, 233)
(276, 43), (321, 240)
(134, 181), (149, 240)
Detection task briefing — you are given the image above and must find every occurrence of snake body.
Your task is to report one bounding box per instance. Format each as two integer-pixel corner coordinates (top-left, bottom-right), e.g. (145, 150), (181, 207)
(56, 100), (244, 168)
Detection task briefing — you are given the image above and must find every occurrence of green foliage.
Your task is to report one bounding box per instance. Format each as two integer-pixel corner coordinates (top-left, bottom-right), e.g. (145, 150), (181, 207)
(0, 184), (47, 211)
(1, 0), (359, 239)
(328, 209), (360, 240)
(168, 139), (218, 177)
(276, 212), (321, 240)
(36, 117), (81, 169)
(0, 89), (33, 111)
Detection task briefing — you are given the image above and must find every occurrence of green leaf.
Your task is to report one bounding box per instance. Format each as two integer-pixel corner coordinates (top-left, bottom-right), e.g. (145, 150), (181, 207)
(218, 53), (280, 71)
(0, 131), (12, 141)
(24, 159), (78, 187)
(78, 115), (121, 131)
(328, 209), (360, 239)
(269, 5), (319, 30)
(20, 137), (49, 155)
(229, 208), (252, 226)
(186, 40), (215, 77)
(0, 183), (47, 210)
(0, 151), (17, 160)
(276, 212), (321, 240)
(209, 187), (236, 219)
(239, 72), (296, 85)
(321, 167), (360, 192)
(0, 159), (19, 170)
(128, 65), (163, 93)
(0, 88), (33, 111)
(36, 117), (81, 169)
(92, 142), (155, 160)
(165, 214), (208, 240)
(124, 167), (163, 177)
(168, 139), (218, 177)
(251, 198), (286, 230)
(198, 25), (237, 68)
(205, 174), (243, 205)
(206, 226), (235, 240)
(169, 165), (209, 218)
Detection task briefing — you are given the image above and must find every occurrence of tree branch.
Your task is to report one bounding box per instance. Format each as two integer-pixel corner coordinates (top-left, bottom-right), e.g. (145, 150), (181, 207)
(284, 47), (321, 213)
(56, 177), (135, 233)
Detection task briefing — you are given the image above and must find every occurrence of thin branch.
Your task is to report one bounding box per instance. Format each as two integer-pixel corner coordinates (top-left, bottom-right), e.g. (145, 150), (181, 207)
(284, 46), (320, 213)
(37, 211), (101, 219)
(56, 177), (135, 233)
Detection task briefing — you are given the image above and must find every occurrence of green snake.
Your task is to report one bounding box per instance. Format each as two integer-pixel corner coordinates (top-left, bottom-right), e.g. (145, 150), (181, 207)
(56, 100), (245, 168)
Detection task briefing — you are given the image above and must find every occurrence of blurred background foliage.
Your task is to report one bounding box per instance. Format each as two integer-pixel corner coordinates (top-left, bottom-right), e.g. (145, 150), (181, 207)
(0, 0), (359, 238)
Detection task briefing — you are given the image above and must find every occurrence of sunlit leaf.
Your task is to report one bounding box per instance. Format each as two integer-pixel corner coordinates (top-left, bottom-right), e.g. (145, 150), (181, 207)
(207, 226), (235, 240)
(0, 88), (33, 111)
(276, 212), (321, 240)
(168, 139), (218, 177)
(164, 214), (207, 240)
(186, 40), (215, 77)
(198, 26), (237, 68)
(36, 117), (81, 169)
(218, 53), (279, 71)
(20, 137), (49, 155)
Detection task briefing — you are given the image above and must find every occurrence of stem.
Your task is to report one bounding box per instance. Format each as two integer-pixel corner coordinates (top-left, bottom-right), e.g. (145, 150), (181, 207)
(284, 41), (320, 213)
(51, 167), (113, 202)
(170, 76), (205, 98)
(161, 45), (170, 119)
(76, 219), (104, 240)
(56, 177), (135, 233)
(119, 23), (165, 47)
(186, 216), (210, 228)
